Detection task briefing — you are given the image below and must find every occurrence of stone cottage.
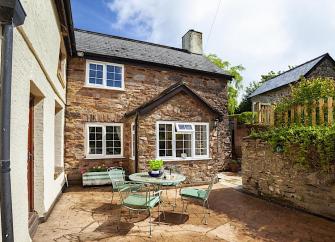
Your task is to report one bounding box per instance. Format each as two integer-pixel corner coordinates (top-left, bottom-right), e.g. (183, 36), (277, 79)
(249, 53), (335, 111)
(0, 0), (74, 240)
(65, 29), (232, 184)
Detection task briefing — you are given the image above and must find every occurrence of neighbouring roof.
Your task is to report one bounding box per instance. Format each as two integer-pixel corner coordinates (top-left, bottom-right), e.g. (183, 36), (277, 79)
(74, 29), (232, 79)
(249, 53), (334, 98)
(125, 82), (223, 119)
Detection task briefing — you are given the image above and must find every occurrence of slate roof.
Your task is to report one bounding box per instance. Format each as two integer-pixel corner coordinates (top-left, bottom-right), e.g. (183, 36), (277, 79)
(125, 81), (223, 119)
(74, 29), (231, 78)
(249, 53), (332, 97)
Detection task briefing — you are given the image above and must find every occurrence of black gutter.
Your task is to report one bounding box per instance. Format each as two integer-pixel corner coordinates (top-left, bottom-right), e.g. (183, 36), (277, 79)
(134, 113), (139, 173)
(0, 1), (26, 241)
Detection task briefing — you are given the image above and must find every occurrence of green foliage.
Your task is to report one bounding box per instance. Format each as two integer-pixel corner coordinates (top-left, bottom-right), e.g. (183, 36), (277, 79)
(230, 112), (256, 124)
(147, 159), (164, 171)
(275, 77), (335, 112)
(250, 126), (335, 171)
(206, 54), (245, 114)
(89, 165), (107, 172)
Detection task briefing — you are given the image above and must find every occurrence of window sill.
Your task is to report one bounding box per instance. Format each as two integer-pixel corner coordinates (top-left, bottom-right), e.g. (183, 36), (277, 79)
(84, 85), (125, 92)
(84, 156), (125, 160)
(158, 157), (212, 162)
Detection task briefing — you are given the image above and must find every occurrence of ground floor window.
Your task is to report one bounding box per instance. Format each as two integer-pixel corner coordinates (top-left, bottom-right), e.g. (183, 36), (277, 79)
(85, 123), (123, 158)
(156, 121), (209, 159)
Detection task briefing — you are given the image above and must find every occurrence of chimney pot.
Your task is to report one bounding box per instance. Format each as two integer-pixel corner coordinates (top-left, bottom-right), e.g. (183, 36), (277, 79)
(182, 30), (203, 55)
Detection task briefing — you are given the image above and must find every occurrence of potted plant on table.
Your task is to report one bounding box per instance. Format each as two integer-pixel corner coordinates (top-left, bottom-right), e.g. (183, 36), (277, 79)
(147, 159), (164, 177)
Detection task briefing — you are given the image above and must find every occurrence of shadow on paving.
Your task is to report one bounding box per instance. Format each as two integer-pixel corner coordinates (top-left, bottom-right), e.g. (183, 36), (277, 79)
(204, 187), (335, 242)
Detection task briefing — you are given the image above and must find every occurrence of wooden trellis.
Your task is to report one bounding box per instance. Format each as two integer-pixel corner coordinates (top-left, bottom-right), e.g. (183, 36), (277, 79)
(255, 97), (334, 126)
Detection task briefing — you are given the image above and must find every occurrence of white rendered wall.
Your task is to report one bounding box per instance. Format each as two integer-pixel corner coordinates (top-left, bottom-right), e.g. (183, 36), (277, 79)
(8, 0), (67, 241)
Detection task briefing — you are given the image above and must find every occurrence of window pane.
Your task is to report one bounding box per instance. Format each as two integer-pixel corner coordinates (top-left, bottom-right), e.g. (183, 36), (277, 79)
(157, 123), (172, 157)
(115, 66), (122, 73)
(107, 65), (115, 72)
(88, 64), (103, 85)
(115, 73), (122, 81)
(176, 133), (192, 157)
(195, 125), (208, 156)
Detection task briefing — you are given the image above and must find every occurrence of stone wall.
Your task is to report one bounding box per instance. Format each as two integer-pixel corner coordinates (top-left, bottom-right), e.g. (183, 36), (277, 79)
(242, 138), (335, 220)
(65, 57), (230, 183)
(136, 92), (226, 183)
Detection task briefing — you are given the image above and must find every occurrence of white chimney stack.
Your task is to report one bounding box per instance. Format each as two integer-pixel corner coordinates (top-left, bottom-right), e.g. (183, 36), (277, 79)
(182, 30), (203, 55)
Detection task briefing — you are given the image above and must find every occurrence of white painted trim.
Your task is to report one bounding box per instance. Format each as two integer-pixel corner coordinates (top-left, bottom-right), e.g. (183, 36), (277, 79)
(85, 59), (125, 91)
(131, 122), (135, 160)
(155, 121), (210, 160)
(84, 122), (124, 159)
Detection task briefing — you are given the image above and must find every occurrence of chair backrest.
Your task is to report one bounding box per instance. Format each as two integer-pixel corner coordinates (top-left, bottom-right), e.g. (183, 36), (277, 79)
(205, 174), (218, 201)
(107, 167), (125, 188)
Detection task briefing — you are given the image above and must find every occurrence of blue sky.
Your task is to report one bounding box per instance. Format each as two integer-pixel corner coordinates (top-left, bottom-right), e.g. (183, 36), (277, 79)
(71, 0), (335, 99)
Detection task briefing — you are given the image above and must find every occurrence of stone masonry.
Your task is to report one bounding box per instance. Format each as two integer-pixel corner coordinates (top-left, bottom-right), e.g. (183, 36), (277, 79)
(242, 137), (335, 220)
(65, 57), (230, 183)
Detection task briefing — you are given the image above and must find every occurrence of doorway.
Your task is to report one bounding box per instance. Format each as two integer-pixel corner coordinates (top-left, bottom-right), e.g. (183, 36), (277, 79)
(27, 96), (34, 213)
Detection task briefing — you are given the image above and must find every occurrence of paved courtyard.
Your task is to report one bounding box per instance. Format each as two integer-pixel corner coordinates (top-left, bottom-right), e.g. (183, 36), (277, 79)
(34, 174), (335, 242)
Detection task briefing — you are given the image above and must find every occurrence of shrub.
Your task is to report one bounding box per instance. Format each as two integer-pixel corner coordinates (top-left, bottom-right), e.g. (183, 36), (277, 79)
(275, 77), (335, 112)
(230, 112), (256, 124)
(250, 126), (335, 171)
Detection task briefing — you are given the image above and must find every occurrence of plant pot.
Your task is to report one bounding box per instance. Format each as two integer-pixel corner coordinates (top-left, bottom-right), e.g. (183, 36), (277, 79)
(229, 163), (240, 173)
(148, 170), (163, 177)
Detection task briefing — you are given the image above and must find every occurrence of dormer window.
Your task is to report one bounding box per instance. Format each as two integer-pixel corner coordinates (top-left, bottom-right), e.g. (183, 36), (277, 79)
(85, 60), (124, 90)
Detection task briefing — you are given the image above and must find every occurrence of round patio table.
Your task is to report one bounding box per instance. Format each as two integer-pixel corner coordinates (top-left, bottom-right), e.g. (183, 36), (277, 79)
(129, 172), (186, 186)
(129, 172), (186, 210)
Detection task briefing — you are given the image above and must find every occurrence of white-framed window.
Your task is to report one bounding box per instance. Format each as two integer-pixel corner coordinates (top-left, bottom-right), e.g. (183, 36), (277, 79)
(156, 121), (209, 160)
(131, 123), (135, 159)
(85, 123), (123, 159)
(85, 60), (124, 90)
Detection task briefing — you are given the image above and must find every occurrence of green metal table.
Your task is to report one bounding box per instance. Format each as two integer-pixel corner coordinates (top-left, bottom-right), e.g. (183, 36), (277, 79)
(129, 172), (186, 209)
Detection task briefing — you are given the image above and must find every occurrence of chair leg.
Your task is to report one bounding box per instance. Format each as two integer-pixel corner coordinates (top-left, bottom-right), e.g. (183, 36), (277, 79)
(149, 209), (152, 238)
(201, 201), (208, 225)
(173, 185), (177, 211)
(180, 199), (185, 222)
(111, 191), (114, 205)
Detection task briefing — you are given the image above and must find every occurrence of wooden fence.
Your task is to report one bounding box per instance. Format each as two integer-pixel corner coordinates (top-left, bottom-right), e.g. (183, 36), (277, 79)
(255, 97), (334, 126)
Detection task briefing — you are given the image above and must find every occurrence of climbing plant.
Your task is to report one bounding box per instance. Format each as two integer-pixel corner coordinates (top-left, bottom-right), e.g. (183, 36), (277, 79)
(250, 126), (335, 171)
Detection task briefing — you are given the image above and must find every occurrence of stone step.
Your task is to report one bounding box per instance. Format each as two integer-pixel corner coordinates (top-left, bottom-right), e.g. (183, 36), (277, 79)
(28, 212), (39, 238)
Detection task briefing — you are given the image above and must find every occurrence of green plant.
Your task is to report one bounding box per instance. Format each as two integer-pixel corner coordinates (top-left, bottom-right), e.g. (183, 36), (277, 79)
(88, 165), (107, 172)
(250, 126), (335, 171)
(206, 54), (245, 114)
(275, 77), (335, 113)
(147, 159), (164, 171)
(235, 112), (256, 124)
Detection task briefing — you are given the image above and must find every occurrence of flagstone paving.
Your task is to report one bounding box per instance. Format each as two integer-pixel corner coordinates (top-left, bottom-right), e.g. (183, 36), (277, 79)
(34, 176), (335, 242)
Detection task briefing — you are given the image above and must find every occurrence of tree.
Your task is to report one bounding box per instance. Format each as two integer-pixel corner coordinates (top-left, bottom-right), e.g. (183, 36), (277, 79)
(206, 54), (245, 114)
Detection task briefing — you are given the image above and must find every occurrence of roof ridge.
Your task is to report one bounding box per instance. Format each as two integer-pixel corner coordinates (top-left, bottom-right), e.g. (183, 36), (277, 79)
(263, 53), (329, 82)
(74, 28), (190, 54)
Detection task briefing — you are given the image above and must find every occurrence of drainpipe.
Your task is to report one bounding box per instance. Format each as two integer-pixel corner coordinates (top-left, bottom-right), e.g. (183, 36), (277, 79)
(0, 23), (15, 242)
(134, 112), (139, 173)
(0, 1), (26, 241)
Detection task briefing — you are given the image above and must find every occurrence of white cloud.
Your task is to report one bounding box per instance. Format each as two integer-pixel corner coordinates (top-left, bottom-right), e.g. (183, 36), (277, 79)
(106, 0), (335, 100)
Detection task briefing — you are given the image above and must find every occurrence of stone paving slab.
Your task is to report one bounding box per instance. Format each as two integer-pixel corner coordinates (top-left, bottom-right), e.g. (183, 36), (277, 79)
(34, 178), (335, 242)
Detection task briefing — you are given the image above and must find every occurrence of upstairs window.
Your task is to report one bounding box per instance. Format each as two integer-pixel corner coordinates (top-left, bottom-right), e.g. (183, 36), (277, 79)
(86, 60), (124, 90)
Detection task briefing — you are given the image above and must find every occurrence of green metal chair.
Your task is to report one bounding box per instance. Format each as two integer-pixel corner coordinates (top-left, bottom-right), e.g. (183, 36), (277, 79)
(117, 182), (162, 237)
(180, 174), (218, 225)
(107, 167), (130, 204)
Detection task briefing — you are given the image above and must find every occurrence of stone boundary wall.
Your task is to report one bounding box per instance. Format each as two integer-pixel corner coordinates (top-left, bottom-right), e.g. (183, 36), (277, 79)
(242, 138), (335, 220)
